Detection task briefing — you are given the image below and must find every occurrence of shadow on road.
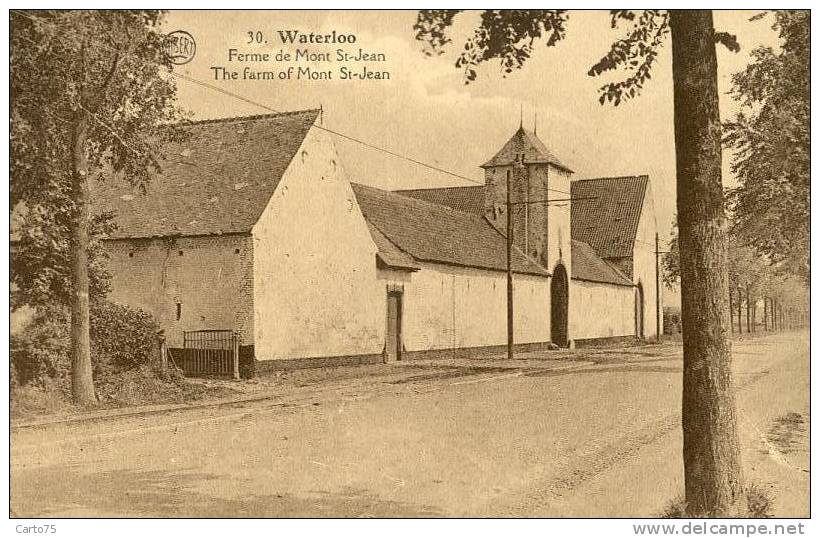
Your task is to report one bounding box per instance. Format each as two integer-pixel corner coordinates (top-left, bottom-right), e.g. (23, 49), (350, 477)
(12, 466), (442, 517)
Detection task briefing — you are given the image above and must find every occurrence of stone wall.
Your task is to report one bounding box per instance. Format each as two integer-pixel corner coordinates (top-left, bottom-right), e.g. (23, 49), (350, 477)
(104, 234), (254, 348)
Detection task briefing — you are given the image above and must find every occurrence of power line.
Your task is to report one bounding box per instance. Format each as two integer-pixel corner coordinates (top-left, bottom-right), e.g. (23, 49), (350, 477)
(11, 9), (488, 187)
(12, 9), (582, 195)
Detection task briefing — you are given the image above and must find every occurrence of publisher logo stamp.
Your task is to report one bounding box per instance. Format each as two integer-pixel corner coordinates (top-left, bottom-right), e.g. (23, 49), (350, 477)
(164, 30), (196, 65)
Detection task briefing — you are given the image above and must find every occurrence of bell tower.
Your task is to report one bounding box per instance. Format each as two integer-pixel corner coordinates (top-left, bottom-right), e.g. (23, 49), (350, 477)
(480, 124), (573, 272)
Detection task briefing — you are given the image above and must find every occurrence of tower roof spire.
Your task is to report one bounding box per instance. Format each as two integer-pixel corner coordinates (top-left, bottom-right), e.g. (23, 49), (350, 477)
(481, 123), (573, 173)
(519, 104), (523, 130)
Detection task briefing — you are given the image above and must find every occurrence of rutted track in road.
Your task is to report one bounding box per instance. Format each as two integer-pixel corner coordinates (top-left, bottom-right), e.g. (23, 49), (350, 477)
(11, 363), (582, 453)
(485, 368), (771, 516)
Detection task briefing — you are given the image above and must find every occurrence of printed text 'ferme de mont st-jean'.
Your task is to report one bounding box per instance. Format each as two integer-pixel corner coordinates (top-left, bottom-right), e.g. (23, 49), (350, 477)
(210, 30), (392, 82)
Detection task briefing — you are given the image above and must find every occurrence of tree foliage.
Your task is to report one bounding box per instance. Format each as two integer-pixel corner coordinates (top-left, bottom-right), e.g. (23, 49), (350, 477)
(415, 10), (737, 105)
(662, 217), (680, 288)
(587, 10), (670, 105)
(415, 10), (569, 83)
(11, 300), (161, 387)
(663, 214), (802, 311)
(10, 10), (187, 308)
(724, 10), (810, 282)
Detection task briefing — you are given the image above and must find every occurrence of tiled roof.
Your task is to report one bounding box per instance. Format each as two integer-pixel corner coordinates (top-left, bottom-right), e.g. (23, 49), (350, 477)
(396, 181), (639, 285)
(394, 185), (485, 216)
(570, 175), (648, 259)
(571, 240), (634, 287)
(91, 109), (320, 238)
(365, 221), (420, 271)
(481, 127), (572, 172)
(352, 183), (548, 276)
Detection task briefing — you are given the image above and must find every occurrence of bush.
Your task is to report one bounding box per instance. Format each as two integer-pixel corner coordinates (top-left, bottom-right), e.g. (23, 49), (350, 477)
(11, 301), (237, 416)
(11, 300), (161, 387)
(90, 301), (160, 370)
(10, 306), (70, 386)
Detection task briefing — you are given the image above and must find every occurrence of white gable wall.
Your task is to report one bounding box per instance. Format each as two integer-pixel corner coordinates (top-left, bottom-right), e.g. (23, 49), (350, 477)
(632, 181), (661, 339)
(251, 125), (385, 360)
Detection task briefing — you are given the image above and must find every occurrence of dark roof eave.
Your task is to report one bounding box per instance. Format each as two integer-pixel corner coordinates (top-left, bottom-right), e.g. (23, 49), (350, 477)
(414, 257), (550, 278)
(376, 254), (420, 272)
(480, 159), (574, 173)
(101, 230), (252, 241)
(571, 276), (635, 287)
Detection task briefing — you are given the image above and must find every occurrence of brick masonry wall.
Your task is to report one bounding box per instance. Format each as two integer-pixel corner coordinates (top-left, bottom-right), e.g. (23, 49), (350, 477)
(483, 163), (572, 274)
(103, 234), (254, 347)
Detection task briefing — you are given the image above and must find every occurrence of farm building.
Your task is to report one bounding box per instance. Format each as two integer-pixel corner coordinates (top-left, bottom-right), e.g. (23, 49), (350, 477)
(91, 108), (661, 372)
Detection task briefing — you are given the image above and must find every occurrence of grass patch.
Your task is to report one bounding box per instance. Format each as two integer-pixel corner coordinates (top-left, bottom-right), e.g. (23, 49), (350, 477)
(11, 382), (74, 418)
(11, 365), (238, 421)
(660, 496), (688, 518)
(766, 412), (807, 454)
(745, 483), (775, 518)
(660, 483), (774, 518)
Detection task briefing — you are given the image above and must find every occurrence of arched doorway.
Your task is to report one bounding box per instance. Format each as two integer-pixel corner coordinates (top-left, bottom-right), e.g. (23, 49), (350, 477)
(551, 264), (569, 347)
(635, 283), (645, 339)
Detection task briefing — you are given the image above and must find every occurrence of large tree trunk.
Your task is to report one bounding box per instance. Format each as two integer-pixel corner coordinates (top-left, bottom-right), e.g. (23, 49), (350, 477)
(70, 111), (96, 406)
(728, 288), (734, 334)
(745, 284), (751, 333)
(671, 10), (743, 516)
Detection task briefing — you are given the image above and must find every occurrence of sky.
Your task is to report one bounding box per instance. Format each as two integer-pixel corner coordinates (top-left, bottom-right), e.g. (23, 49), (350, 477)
(162, 10), (783, 245)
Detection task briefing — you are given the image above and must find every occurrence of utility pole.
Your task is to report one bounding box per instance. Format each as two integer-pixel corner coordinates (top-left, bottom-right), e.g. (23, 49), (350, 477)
(655, 232), (661, 342)
(506, 168), (514, 361)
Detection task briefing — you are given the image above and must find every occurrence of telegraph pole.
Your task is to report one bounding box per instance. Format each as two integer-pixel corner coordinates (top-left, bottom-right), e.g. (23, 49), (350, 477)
(506, 168), (514, 361)
(655, 232), (661, 342)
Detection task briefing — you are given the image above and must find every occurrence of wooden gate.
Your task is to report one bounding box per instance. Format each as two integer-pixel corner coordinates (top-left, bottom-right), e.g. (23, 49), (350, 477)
(173, 330), (239, 378)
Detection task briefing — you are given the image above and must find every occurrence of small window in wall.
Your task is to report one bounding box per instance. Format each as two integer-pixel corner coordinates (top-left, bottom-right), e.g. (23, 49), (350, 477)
(178, 250), (184, 256)
(176, 303), (182, 321)
(128, 252), (134, 258)
(235, 248), (241, 254)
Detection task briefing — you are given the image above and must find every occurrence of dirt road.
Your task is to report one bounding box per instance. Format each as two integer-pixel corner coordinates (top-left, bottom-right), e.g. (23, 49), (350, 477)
(11, 332), (809, 517)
